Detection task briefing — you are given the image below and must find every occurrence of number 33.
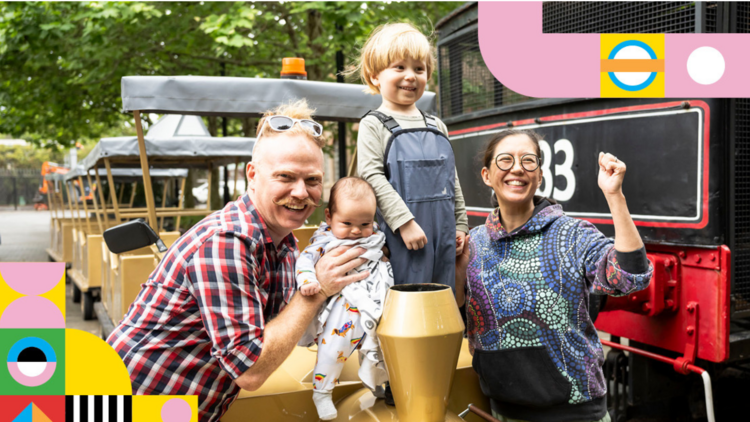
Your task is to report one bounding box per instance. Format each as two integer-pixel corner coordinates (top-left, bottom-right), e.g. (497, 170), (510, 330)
(537, 139), (576, 202)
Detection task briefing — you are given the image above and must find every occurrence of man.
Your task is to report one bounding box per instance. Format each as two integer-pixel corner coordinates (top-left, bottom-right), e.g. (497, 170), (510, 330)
(107, 100), (368, 422)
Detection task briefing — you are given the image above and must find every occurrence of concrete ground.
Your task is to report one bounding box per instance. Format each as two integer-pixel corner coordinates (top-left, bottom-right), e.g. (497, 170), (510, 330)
(0, 209), (102, 334)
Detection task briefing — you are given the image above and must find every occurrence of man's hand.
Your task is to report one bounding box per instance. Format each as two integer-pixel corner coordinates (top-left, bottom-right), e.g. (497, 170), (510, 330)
(399, 219), (428, 250)
(456, 231), (466, 256)
(314, 246), (368, 299)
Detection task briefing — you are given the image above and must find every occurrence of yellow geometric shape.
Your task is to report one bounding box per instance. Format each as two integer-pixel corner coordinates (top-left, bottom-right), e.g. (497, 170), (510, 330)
(600, 33), (665, 98)
(132, 396), (199, 422)
(65, 329), (133, 395)
(0, 271), (24, 318)
(38, 273), (67, 319)
(0, 271), (66, 321)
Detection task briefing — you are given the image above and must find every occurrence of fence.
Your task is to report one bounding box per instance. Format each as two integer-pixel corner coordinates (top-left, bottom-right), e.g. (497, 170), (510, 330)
(0, 168), (42, 208)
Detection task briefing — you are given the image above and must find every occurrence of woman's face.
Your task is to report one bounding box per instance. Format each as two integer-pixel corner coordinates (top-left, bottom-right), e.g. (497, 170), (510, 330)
(482, 134), (543, 208)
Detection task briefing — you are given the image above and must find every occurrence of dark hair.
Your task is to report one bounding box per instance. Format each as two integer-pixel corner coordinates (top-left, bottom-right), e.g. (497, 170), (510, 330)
(480, 129), (555, 208)
(328, 176), (377, 215)
(481, 129), (543, 169)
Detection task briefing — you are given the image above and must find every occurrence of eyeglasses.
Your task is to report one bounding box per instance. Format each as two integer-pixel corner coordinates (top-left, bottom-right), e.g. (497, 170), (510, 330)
(494, 153), (541, 172)
(257, 115), (323, 139)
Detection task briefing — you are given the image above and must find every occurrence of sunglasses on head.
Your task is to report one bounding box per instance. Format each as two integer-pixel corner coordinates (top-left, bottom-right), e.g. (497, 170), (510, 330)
(258, 115), (323, 139)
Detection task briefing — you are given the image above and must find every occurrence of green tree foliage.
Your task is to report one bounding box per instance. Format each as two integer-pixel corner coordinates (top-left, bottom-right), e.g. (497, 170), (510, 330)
(0, 1), (460, 148)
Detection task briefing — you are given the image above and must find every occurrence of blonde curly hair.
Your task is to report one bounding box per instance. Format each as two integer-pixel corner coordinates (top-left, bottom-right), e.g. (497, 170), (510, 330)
(348, 22), (435, 95)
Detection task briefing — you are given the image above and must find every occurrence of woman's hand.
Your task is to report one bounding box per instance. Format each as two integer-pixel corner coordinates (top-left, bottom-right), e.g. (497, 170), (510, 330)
(598, 152), (626, 196)
(597, 152), (644, 253)
(399, 219), (428, 250)
(455, 235), (470, 307)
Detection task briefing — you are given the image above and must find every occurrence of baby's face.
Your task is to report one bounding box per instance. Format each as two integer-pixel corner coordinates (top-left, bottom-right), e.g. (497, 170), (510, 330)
(325, 197), (376, 240)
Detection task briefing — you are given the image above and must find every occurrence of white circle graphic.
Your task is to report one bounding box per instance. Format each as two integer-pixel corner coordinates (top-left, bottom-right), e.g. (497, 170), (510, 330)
(614, 45), (651, 86)
(687, 47), (725, 85)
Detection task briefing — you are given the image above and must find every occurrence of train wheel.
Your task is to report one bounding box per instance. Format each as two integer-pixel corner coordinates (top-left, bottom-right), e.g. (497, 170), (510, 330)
(72, 283), (81, 303)
(82, 291), (94, 320)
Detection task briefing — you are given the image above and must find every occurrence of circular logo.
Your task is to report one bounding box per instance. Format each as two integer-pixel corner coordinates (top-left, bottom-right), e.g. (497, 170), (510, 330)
(7, 337), (57, 387)
(608, 40), (658, 91)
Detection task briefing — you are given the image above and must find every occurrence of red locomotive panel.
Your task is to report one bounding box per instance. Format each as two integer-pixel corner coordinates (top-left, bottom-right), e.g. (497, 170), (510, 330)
(596, 244), (731, 363)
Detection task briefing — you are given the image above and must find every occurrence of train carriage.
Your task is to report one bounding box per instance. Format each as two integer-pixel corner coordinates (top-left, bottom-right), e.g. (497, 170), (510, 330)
(437, 2), (750, 420)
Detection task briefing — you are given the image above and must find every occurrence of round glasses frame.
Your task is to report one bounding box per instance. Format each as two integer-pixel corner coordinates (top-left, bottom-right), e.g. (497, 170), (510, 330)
(494, 153), (541, 172)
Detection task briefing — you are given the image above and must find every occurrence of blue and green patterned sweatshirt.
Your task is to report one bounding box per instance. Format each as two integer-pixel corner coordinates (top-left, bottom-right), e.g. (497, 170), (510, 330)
(466, 199), (652, 422)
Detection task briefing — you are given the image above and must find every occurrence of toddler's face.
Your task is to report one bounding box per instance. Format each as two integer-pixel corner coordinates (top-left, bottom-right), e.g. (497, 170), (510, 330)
(371, 56), (427, 111)
(325, 196), (376, 240)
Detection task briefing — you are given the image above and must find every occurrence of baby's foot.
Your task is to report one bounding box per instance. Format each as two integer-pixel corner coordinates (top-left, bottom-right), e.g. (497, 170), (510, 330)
(312, 390), (337, 420)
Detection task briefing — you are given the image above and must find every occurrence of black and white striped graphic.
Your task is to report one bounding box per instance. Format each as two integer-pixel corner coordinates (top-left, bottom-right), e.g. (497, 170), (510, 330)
(65, 395), (132, 422)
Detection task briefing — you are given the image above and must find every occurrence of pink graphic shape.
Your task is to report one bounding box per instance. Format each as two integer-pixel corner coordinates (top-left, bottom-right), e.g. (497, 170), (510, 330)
(0, 262), (64, 295)
(478, 2), (750, 98)
(665, 34), (750, 96)
(478, 2), (599, 97)
(161, 398), (192, 422)
(7, 362), (57, 387)
(0, 296), (65, 328)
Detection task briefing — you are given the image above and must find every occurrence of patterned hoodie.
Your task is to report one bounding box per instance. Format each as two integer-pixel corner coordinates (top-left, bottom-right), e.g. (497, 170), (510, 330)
(466, 199), (652, 422)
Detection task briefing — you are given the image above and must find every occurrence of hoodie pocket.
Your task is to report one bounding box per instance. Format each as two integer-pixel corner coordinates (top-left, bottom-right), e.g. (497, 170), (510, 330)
(473, 346), (572, 407)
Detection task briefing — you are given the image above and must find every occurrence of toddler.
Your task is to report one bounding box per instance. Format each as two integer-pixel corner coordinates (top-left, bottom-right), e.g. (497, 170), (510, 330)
(296, 177), (393, 421)
(354, 22), (469, 291)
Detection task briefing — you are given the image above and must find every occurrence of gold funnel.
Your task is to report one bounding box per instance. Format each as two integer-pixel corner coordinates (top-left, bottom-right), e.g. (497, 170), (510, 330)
(377, 284), (466, 422)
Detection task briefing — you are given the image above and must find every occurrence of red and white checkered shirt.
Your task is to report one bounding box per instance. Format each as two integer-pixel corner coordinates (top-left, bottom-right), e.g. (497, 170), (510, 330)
(107, 193), (297, 422)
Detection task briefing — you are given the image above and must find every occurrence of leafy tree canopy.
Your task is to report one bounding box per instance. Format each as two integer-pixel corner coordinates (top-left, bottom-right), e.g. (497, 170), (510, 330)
(0, 1), (460, 149)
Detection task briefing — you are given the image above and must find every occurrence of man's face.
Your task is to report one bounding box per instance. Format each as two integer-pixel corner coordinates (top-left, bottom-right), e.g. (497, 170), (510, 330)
(246, 133), (324, 243)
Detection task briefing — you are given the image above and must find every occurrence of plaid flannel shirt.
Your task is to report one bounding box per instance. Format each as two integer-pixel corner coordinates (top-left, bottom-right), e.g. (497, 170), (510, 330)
(107, 193), (297, 422)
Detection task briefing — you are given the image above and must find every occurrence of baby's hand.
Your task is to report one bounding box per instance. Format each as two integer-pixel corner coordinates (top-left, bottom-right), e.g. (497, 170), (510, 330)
(300, 282), (321, 296)
(399, 219), (428, 250)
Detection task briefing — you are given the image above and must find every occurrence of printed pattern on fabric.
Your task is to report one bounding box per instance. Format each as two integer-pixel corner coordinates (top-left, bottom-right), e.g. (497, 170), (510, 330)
(296, 222), (393, 393)
(466, 205), (652, 405)
(107, 193), (297, 422)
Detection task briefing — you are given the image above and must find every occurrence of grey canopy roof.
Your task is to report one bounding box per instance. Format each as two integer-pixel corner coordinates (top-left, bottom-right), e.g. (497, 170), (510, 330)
(121, 76), (437, 121)
(80, 115), (255, 170)
(63, 167), (188, 182)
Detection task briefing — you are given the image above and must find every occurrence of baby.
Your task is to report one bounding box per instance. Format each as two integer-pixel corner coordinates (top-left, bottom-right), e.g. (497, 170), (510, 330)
(296, 177), (393, 421)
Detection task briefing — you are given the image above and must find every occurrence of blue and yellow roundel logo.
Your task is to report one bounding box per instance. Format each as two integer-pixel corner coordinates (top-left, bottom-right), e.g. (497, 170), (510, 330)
(600, 34), (665, 97)
(7, 337), (57, 387)
(607, 40), (659, 91)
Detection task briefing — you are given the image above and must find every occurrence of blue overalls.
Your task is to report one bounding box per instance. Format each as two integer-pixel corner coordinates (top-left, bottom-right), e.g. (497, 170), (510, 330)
(365, 110), (456, 291)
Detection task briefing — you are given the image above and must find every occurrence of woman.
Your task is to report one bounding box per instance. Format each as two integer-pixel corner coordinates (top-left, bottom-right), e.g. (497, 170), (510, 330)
(456, 130), (652, 422)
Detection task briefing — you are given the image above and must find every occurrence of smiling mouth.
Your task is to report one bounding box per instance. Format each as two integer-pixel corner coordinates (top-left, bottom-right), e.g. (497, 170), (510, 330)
(399, 86), (416, 92)
(282, 203), (307, 212)
(505, 180), (528, 187)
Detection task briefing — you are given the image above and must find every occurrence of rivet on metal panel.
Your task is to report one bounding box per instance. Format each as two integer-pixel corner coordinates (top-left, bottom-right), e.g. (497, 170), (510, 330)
(678, 251), (686, 258)
(534, 117), (542, 124)
(710, 253), (716, 261)
(687, 303), (696, 313)
(687, 326), (695, 336)
(630, 295), (638, 302)
(694, 255), (702, 263)
(665, 299), (674, 308)
(642, 302), (652, 312)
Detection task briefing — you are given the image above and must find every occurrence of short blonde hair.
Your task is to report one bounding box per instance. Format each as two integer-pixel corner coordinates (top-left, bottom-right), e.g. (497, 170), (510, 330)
(255, 99), (325, 148)
(353, 23), (435, 95)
